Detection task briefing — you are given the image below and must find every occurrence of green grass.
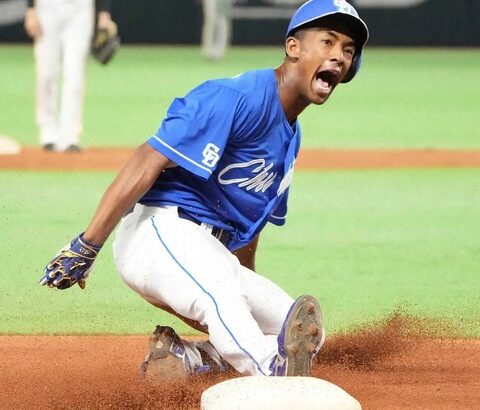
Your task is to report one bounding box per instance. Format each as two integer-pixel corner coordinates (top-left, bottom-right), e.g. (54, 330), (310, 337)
(1, 169), (479, 336)
(1, 45), (479, 149)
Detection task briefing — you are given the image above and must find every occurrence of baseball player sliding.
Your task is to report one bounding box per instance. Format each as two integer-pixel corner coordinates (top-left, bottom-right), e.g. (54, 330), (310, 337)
(40, 0), (369, 379)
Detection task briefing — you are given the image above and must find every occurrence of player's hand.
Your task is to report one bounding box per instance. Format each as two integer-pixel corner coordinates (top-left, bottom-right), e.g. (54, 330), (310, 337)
(40, 234), (102, 290)
(24, 8), (42, 38)
(96, 11), (113, 30)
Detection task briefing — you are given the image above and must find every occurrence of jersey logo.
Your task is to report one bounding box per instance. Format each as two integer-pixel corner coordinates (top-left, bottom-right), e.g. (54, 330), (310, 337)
(218, 159), (277, 193)
(334, 0), (358, 16)
(201, 143), (220, 168)
(355, 0), (427, 8)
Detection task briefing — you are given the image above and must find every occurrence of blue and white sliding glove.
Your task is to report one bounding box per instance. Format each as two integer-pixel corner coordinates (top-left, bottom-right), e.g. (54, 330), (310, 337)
(39, 234), (101, 290)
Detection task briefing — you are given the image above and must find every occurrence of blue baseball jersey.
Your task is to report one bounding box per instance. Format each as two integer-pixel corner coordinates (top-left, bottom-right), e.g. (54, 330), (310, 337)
(141, 68), (301, 251)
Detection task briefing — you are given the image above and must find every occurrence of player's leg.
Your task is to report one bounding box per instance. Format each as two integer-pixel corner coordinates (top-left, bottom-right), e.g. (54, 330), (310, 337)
(237, 265), (295, 335)
(149, 265), (325, 376)
(57, 0), (94, 151)
(113, 204), (278, 376)
(34, 3), (62, 148)
(237, 266), (326, 374)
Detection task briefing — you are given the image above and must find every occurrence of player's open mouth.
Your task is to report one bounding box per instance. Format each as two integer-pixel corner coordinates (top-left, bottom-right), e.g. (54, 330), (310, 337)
(315, 69), (340, 94)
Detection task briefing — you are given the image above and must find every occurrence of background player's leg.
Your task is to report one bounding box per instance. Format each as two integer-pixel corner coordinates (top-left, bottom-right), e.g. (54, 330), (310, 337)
(58, 1), (93, 150)
(201, 0), (219, 59)
(34, 4), (62, 148)
(113, 205), (278, 376)
(211, 0), (232, 59)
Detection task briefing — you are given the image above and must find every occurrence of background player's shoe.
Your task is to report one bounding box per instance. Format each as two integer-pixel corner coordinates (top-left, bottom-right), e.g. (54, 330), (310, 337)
(139, 325), (190, 381)
(42, 143), (55, 151)
(270, 295), (325, 376)
(65, 144), (81, 153)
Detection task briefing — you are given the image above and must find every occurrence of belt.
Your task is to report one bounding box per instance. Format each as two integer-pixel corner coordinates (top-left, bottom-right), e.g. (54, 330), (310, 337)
(178, 209), (231, 247)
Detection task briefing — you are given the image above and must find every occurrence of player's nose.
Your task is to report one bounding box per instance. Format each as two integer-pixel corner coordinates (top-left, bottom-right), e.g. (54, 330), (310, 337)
(328, 43), (346, 65)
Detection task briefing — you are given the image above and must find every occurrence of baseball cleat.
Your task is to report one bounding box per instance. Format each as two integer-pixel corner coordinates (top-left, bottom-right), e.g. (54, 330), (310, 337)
(65, 144), (81, 153)
(42, 143), (55, 152)
(139, 325), (189, 382)
(271, 295), (325, 376)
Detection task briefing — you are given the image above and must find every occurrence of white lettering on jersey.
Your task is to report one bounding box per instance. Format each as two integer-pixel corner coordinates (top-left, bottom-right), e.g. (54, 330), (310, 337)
(277, 162), (295, 195)
(218, 159), (277, 193)
(201, 143), (220, 167)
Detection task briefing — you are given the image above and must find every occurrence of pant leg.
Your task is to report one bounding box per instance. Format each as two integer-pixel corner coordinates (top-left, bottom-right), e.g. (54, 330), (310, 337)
(113, 205), (278, 376)
(238, 265), (294, 336)
(57, 0), (94, 149)
(34, 3), (62, 145)
(201, 0), (217, 58)
(212, 0), (232, 59)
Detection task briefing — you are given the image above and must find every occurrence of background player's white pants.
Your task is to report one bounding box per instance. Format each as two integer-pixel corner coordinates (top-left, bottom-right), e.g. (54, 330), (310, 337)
(201, 0), (232, 60)
(113, 204), (294, 376)
(34, 0), (94, 149)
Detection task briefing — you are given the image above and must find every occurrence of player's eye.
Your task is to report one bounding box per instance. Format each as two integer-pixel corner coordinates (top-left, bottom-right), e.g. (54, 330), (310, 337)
(321, 39), (332, 46)
(344, 47), (355, 58)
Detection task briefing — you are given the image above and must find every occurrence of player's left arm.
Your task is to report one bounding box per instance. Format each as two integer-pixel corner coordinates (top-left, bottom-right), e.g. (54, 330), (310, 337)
(232, 235), (259, 271)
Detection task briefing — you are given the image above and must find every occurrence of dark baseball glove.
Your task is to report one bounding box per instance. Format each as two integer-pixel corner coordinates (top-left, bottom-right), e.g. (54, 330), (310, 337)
(91, 22), (120, 65)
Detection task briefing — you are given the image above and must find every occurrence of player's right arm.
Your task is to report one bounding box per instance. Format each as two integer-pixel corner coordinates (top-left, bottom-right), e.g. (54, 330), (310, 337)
(40, 143), (173, 290)
(84, 143), (171, 246)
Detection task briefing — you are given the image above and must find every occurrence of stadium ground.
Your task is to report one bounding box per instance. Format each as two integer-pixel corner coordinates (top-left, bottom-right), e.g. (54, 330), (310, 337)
(1, 317), (479, 409)
(1, 146), (480, 170)
(1, 148), (479, 409)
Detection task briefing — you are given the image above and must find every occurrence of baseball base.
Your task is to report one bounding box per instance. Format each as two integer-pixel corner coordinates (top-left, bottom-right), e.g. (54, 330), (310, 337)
(0, 136), (21, 155)
(201, 376), (362, 410)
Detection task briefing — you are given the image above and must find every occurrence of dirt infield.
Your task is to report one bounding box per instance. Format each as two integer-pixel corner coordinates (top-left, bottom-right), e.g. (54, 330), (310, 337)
(1, 147), (479, 409)
(1, 146), (480, 171)
(2, 315), (479, 409)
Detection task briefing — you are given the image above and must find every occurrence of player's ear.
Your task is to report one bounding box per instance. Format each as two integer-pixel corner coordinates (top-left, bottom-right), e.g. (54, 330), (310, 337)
(285, 36), (301, 60)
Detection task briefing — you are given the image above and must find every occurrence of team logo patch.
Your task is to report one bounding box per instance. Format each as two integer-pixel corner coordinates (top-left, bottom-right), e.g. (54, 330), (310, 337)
(334, 0), (358, 16)
(202, 143), (220, 168)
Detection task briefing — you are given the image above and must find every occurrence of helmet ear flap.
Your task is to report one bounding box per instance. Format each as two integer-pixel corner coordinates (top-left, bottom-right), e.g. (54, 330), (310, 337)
(342, 51), (363, 83)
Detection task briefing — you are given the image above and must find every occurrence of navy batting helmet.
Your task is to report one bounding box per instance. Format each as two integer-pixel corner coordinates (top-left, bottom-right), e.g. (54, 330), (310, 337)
(286, 0), (369, 83)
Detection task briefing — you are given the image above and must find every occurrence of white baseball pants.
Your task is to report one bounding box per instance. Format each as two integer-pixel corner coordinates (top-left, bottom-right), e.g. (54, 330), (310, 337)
(34, 0), (94, 149)
(113, 204), (294, 376)
(201, 0), (232, 59)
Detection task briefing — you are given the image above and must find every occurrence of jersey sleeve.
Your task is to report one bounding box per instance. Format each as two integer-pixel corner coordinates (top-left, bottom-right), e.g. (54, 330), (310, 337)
(147, 83), (242, 180)
(268, 189), (289, 226)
